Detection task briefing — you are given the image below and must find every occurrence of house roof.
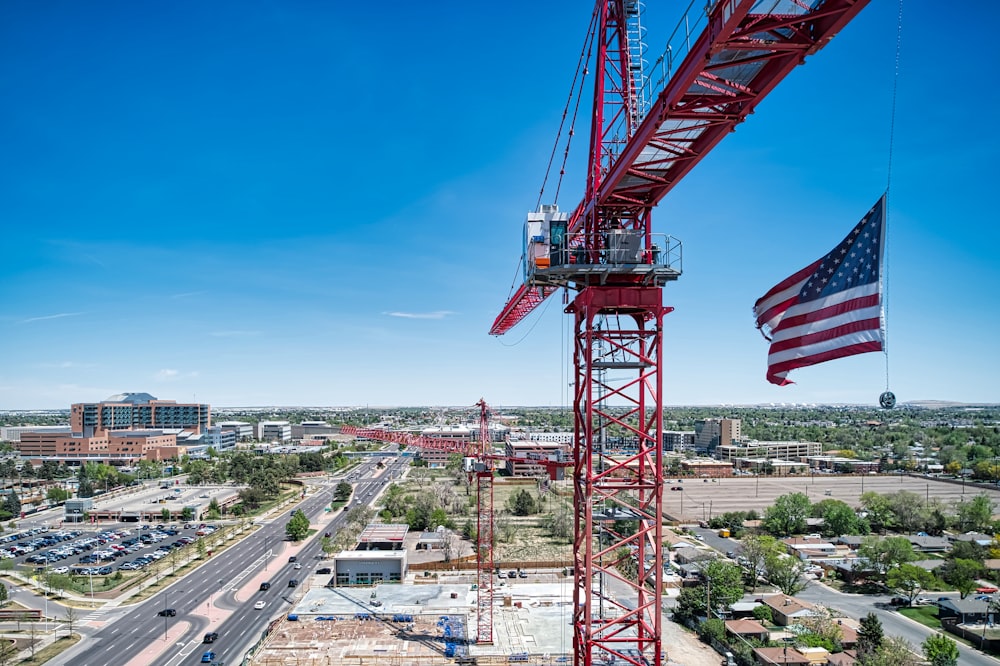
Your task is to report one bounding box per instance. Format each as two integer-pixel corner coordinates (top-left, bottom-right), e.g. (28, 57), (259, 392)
(905, 535), (950, 550)
(826, 650), (857, 666)
(753, 647), (811, 664)
(940, 597), (989, 614)
(724, 619), (768, 635)
(761, 594), (814, 617)
(954, 532), (994, 546)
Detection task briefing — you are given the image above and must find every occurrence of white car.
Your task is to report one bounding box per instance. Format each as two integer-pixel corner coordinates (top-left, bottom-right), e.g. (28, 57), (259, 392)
(51, 566), (69, 574)
(293, 563), (302, 570)
(254, 600), (266, 610)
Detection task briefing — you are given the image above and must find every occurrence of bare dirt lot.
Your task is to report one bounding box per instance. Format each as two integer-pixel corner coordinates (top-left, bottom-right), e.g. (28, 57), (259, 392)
(665, 474), (998, 523)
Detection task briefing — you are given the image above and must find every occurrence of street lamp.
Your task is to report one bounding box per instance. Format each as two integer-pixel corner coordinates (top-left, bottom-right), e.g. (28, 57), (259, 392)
(164, 588), (183, 641)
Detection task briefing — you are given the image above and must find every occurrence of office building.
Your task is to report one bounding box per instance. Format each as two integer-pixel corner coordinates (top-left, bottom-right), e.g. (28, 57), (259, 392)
(71, 392), (210, 437)
(259, 421), (292, 442)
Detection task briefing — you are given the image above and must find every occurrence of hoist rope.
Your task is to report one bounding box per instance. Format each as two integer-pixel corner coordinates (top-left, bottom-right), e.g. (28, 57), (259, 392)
(883, 0), (904, 392)
(535, 6), (599, 210)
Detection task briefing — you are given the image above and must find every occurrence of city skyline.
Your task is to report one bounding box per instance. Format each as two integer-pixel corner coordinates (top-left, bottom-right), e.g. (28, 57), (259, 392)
(2, 2), (997, 410)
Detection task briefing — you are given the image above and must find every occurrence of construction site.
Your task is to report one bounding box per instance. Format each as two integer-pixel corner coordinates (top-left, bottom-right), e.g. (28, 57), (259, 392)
(250, 574), (578, 666)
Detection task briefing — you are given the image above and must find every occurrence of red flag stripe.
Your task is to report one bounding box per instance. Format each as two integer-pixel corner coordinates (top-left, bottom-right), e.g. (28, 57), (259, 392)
(766, 340), (883, 385)
(767, 316), (883, 355)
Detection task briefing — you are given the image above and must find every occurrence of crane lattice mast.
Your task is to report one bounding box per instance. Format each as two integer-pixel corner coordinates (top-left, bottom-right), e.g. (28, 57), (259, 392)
(491, 2), (872, 665)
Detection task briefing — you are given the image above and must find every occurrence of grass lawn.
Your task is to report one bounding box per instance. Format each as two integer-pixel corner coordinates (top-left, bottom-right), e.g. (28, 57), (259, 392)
(897, 605), (941, 629)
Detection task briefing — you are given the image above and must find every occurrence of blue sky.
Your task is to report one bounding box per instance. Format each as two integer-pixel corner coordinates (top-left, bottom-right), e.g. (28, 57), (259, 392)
(1, 1), (997, 410)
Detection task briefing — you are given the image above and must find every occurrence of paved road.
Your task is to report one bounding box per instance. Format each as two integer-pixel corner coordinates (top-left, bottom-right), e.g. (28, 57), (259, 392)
(798, 582), (999, 665)
(45, 456), (407, 666)
(679, 526), (1000, 664)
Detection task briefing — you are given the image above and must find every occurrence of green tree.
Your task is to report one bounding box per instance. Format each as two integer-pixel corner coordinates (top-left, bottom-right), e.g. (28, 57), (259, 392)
(860, 492), (895, 533)
(867, 635), (917, 666)
(673, 558), (743, 622)
(46, 487), (70, 503)
(955, 495), (994, 533)
(738, 534), (783, 592)
(160, 507), (171, 522)
(922, 633), (959, 666)
(887, 563), (935, 605)
(285, 509), (310, 541)
(938, 558), (983, 598)
(762, 492), (811, 536)
(0, 583), (7, 604)
(507, 489), (537, 516)
(764, 554), (807, 596)
(752, 604), (773, 623)
(334, 481), (353, 502)
(2, 491), (20, 517)
(813, 499), (869, 536)
(856, 612), (883, 664)
(857, 536), (915, 580)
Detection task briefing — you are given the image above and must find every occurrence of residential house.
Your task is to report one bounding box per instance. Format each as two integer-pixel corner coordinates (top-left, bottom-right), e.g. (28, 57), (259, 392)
(826, 650), (857, 666)
(905, 535), (950, 553)
(753, 646), (812, 665)
(760, 594), (815, 626)
(725, 619), (769, 642)
(953, 532), (994, 548)
(938, 597), (992, 625)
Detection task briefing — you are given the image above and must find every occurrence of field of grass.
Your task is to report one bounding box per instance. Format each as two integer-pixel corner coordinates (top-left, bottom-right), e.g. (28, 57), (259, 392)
(897, 605), (941, 629)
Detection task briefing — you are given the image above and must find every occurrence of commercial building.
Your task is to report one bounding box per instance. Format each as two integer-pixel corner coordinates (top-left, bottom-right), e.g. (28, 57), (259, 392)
(419, 426), (472, 468)
(332, 524), (409, 585)
(16, 392), (205, 466)
(0, 425), (71, 443)
(679, 459), (733, 477)
(18, 429), (182, 465)
(71, 392), (210, 437)
(258, 421), (292, 442)
(217, 421), (255, 441)
(662, 430), (694, 452)
(503, 440), (569, 478)
(693, 418), (740, 454)
(715, 440), (822, 462)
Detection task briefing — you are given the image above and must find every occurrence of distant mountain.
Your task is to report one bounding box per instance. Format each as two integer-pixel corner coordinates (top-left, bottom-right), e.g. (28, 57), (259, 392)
(903, 400), (1000, 408)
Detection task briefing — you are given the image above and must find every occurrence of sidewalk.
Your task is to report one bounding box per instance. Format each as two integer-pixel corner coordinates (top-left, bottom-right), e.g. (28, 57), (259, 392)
(5, 489), (312, 664)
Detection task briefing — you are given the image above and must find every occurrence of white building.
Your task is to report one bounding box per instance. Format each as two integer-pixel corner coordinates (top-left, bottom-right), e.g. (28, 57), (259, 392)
(259, 421), (292, 442)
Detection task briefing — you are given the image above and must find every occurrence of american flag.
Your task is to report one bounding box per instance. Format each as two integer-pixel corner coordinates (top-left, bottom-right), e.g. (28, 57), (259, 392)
(754, 196), (885, 386)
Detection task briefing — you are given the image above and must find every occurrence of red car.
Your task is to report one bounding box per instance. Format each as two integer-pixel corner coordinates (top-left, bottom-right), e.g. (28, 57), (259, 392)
(976, 586), (998, 594)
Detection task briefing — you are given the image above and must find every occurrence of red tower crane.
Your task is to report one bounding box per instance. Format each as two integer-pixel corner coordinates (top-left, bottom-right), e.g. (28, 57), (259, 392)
(342, 400), (568, 646)
(490, 2), (871, 666)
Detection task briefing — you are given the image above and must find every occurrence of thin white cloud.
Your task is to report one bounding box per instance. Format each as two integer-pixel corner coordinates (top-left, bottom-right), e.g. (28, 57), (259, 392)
(18, 312), (83, 324)
(36, 361), (96, 369)
(154, 369), (200, 382)
(210, 330), (261, 338)
(384, 311), (456, 320)
(170, 291), (206, 300)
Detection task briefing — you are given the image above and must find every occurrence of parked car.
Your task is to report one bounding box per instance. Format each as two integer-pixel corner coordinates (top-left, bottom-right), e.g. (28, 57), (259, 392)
(316, 567), (332, 575)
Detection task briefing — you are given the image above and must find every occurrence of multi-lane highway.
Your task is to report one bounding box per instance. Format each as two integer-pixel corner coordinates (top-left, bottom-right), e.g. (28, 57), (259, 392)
(47, 454), (407, 666)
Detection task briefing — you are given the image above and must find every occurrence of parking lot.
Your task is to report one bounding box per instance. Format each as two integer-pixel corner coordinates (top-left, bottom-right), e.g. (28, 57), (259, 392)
(665, 474), (999, 523)
(1, 521), (219, 577)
